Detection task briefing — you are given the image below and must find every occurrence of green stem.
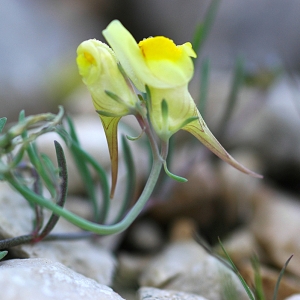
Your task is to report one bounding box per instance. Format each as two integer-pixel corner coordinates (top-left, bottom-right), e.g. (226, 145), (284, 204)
(6, 157), (161, 235)
(5, 114), (162, 236)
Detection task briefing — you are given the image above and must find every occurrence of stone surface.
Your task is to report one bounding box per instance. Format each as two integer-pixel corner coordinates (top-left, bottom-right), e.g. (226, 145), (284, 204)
(239, 262), (300, 300)
(20, 239), (116, 285)
(285, 296), (300, 300)
(125, 219), (164, 253)
(139, 240), (250, 300)
(218, 150), (263, 225)
(115, 252), (152, 289)
(219, 228), (259, 265)
(138, 287), (208, 300)
(0, 181), (116, 285)
(251, 186), (300, 278)
(0, 258), (124, 300)
(148, 156), (220, 226)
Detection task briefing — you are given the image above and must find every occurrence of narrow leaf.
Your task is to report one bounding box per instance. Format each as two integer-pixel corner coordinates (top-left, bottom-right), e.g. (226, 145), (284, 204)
(273, 255), (293, 300)
(105, 90), (126, 105)
(219, 238), (255, 300)
(0, 117), (7, 133)
(218, 55), (245, 137)
(37, 141), (68, 241)
(198, 58), (210, 116)
(192, 0), (221, 55)
(65, 116), (99, 221)
(0, 250), (8, 260)
(251, 256), (266, 300)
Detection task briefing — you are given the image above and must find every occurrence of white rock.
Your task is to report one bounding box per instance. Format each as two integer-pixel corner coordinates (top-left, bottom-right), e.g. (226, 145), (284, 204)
(139, 241), (250, 300)
(252, 186), (300, 277)
(126, 220), (164, 252)
(285, 295), (300, 300)
(20, 239), (116, 285)
(0, 258), (124, 300)
(138, 287), (208, 300)
(0, 182), (116, 285)
(116, 252), (152, 288)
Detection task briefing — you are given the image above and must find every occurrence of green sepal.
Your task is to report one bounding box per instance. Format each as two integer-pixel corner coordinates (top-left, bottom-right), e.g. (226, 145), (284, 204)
(126, 129), (144, 141)
(96, 110), (121, 118)
(145, 85), (152, 106)
(161, 99), (169, 129)
(163, 161), (187, 183)
(105, 90), (126, 105)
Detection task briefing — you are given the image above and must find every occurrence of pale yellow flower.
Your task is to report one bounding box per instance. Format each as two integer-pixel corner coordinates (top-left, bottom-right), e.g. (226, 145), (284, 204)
(77, 39), (139, 197)
(102, 20), (262, 178)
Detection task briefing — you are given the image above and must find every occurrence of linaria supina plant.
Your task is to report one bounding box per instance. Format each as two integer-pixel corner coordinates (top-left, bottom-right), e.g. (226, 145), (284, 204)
(0, 19), (262, 253)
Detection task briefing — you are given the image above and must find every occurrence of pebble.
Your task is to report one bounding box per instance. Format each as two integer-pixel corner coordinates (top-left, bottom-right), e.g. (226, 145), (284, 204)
(0, 258), (124, 300)
(239, 262), (300, 299)
(285, 296), (300, 300)
(0, 182), (116, 285)
(138, 287), (208, 300)
(139, 240), (250, 300)
(252, 186), (300, 278)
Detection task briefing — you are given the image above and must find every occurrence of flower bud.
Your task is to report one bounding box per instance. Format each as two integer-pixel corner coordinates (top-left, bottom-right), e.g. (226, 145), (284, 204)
(76, 39), (137, 116)
(77, 39), (139, 198)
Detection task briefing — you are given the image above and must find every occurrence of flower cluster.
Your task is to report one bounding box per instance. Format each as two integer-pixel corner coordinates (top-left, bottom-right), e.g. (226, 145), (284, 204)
(77, 20), (261, 197)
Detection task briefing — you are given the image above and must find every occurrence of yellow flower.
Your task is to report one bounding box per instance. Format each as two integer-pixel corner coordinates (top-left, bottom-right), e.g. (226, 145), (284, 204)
(77, 39), (139, 197)
(103, 21), (196, 91)
(76, 39), (137, 116)
(103, 20), (262, 178)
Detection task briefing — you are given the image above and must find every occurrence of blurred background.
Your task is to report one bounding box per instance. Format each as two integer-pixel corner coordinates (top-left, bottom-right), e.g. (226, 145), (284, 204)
(2, 0), (300, 120)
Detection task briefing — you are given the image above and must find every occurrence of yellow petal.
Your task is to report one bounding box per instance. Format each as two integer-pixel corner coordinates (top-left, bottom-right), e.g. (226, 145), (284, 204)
(99, 115), (121, 198)
(103, 20), (196, 90)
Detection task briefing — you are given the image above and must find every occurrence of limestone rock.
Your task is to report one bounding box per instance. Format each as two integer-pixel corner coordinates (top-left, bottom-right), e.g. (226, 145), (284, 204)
(138, 287), (208, 300)
(0, 258), (124, 300)
(239, 262), (300, 299)
(139, 240), (250, 300)
(116, 252), (152, 289)
(252, 186), (300, 278)
(0, 181), (116, 285)
(285, 296), (300, 300)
